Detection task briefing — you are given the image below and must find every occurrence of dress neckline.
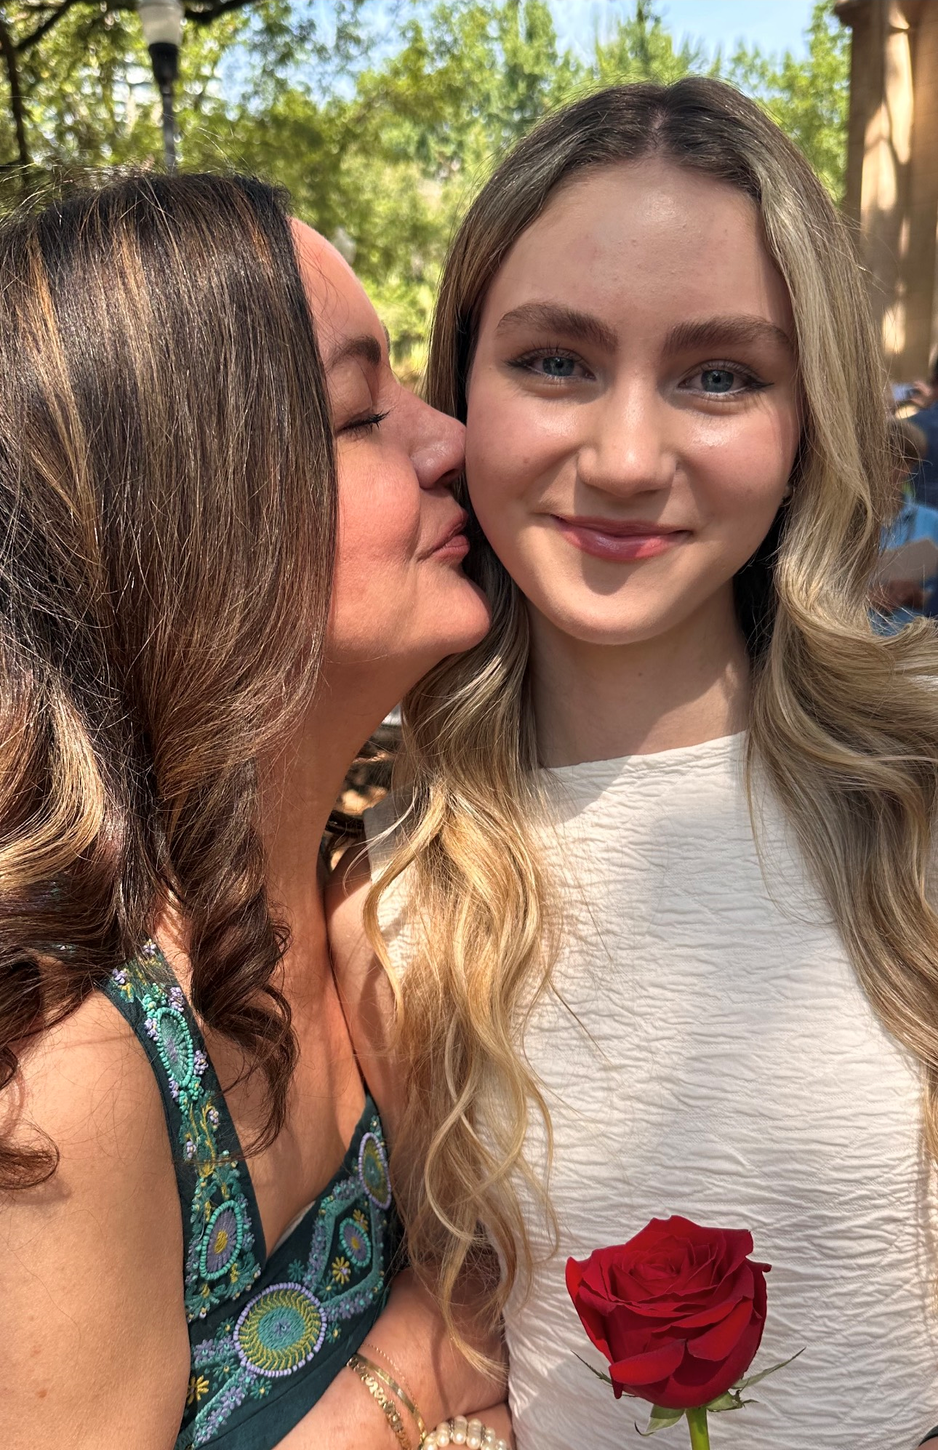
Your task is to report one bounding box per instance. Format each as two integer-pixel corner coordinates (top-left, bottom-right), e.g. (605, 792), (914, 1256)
(142, 939), (374, 1266)
(544, 730), (747, 777)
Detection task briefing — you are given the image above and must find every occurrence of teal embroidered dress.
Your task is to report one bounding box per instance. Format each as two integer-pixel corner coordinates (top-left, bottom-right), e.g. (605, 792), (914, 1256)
(101, 942), (400, 1449)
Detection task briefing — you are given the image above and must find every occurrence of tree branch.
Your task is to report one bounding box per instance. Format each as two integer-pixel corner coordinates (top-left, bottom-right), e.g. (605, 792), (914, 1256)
(183, 0), (256, 25)
(0, 13), (31, 169)
(16, 0), (255, 54)
(16, 0), (83, 52)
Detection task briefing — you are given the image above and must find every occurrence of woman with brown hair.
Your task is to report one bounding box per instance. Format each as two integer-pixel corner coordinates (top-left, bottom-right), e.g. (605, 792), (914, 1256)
(334, 79), (938, 1446)
(0, 172), (505, 1449)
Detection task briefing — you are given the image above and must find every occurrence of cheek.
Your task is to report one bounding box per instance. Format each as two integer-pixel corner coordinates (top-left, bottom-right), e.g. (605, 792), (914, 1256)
(335, 463), (422, 578)
(465, 378), (549, 525)
(690, 404), (799, 536)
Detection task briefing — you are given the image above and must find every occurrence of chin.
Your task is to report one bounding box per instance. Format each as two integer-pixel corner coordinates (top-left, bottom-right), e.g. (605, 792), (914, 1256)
(536, 599), (677, 647)
(412, 585), (493, 675)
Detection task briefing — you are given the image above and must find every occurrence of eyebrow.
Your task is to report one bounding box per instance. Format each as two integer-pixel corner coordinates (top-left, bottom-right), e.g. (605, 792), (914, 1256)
(494, 301), (793, 357)
(495, 302), (618, 353)
(326, 331), (385, 371)
(663, 316), (794, 356)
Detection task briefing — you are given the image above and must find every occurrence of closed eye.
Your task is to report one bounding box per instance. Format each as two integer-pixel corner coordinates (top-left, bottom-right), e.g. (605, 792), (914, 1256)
(338, 410), (390, 436)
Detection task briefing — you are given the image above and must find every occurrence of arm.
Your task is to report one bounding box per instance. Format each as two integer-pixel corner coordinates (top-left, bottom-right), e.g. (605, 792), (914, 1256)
(0, 992), (190, 1450)
(278, 1266), (508, 1448)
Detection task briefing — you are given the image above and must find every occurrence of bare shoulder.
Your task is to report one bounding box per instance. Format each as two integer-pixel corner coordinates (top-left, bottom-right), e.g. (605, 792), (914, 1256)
(0, 988), (189, 1448)
(326, 841), (401, 1130)
(326, 839), (375, 985)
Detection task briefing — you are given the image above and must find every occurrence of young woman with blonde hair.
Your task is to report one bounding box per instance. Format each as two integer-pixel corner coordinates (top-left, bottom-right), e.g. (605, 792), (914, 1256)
(332, 80), (938, 1447)
(0, 171), (509, 1449)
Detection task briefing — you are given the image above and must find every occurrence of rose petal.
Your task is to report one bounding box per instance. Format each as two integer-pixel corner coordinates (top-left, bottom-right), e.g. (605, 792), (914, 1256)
(565, 1258), (585, 1299)
(686, 1297), (756, 1360)
(609, 1337), (685, 1386)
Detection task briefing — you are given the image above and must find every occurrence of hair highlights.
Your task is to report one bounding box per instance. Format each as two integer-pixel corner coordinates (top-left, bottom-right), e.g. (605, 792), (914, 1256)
(370, 79), (938, 1342)
(0, 172), (335, 1188)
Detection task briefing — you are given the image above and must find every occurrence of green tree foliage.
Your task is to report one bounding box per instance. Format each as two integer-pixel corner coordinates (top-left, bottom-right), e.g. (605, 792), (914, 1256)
(0, 0), (850, 376)
(723, 1), (850, 199)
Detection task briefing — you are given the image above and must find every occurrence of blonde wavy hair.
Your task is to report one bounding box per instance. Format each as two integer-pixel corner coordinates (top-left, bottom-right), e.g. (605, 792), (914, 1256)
(369, 78), (938, 1340)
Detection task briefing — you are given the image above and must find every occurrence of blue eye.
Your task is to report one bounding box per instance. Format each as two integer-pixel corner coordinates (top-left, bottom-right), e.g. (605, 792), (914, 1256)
(509, 347), (587, 381)
(539, 355), (577, 378)
(700, 368), (737, 393)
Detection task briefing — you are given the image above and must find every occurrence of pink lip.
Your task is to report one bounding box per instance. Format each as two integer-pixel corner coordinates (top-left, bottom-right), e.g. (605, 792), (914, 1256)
(423, 511), (470, 561)
(553, 515), (690, 562)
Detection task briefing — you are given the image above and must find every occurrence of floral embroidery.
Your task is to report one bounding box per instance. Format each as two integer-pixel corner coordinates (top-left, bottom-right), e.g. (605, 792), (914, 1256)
(101, 946), (397, 1450)
(358, 1131), (392, 1210)
(234, 1282), (326, 1377)
(340, 1217), (371, 1265)
(184, 1123), (392, 1445)
(187, 1375), (210, 1406)
(107, 950), (260, 1327)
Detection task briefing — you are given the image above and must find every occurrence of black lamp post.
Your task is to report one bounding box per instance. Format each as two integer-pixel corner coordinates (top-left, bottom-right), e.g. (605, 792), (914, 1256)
(138, 0), (184, 172)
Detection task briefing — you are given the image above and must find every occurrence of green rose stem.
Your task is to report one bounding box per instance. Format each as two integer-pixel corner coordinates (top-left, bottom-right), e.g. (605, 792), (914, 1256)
(685, 1407), (711, 1450)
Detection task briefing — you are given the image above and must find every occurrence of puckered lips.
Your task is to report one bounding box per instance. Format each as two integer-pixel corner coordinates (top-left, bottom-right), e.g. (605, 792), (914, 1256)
(421, 508), (470, 561)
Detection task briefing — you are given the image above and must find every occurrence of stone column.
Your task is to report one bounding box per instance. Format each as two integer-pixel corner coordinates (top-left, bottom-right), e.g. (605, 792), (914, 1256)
(836, 0), (937, 378)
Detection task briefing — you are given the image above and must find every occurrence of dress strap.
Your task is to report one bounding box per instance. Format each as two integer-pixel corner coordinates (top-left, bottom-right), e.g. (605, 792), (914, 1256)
(99, 942), (265, 1320)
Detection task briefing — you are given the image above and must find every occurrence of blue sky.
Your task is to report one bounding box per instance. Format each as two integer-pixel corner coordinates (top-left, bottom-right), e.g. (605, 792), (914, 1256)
(550, 1), (820, 61)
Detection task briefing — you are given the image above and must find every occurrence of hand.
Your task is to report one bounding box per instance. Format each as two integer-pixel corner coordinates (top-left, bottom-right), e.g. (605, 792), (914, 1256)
(871, 579), (926, 612)
(909, 380), (937, 411)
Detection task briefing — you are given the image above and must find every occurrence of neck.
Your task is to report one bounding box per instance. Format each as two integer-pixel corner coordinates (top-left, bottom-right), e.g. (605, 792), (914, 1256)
(257, 672), (392, 955)
(531, 585), (751, 767)
(158, 659), (405, 998)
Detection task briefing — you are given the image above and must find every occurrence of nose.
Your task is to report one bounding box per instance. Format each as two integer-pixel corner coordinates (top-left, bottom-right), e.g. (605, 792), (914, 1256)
(403, 390), (466, 492)
(576, 378), (676, 498)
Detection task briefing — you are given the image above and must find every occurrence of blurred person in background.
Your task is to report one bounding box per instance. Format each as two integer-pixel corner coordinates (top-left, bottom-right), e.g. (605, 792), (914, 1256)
(895, 349), (938, 507)
(872, 419), (938, 628)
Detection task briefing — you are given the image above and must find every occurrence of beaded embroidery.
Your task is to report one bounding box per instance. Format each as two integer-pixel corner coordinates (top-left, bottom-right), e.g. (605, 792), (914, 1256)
(184, 1115), (391, 1446)
(101, 945), (397, 1450)
(108, 946), (261, 1322)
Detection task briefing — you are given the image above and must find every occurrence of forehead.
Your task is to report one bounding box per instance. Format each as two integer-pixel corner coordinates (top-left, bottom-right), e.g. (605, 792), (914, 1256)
(484, 159), (791, 332)
(290, 218), (380, 357)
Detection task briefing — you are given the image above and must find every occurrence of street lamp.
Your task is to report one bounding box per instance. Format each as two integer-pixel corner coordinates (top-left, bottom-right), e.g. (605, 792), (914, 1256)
(138, 0), (184, 172)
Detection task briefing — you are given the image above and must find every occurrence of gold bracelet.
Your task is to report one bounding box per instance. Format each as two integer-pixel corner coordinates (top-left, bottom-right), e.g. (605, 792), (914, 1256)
(362, 1342), (424, 1417)
(350, 1350), (428, 1441)
(347, 1356), (413, 1450)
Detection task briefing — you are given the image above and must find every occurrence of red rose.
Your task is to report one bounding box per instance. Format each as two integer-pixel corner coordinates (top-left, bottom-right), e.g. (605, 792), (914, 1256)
(566, 1215), (770, 1411)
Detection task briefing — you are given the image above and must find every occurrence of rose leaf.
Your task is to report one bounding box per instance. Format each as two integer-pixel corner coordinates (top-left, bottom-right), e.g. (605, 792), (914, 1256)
(574, 1353), (614, 1387)
(734, 1347), (805, 1391)
(702, 1392), (743, 1412)
(635, 1406), (686, 1436)
(707, 1392), (757, 1413)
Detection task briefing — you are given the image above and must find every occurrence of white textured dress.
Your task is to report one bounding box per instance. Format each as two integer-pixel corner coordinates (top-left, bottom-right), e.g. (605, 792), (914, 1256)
(366, 733), (938, 1448)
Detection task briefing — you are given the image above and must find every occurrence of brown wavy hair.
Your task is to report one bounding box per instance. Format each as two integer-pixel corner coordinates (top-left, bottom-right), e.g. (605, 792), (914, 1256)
(371, 79), (938, 1344)
(0, 172), (335, 1189)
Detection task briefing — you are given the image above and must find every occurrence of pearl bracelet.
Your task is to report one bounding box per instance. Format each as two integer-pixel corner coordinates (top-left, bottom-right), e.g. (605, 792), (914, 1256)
(421, 1415), (509, 1450)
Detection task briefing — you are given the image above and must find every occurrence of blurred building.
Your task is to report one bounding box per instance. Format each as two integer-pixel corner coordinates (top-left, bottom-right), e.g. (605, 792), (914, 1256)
(836, 0), (938, 378)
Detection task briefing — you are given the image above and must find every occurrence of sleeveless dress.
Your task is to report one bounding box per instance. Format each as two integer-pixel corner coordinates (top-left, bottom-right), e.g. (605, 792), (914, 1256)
(100, 941), (400, 1450)
(366, 733), (938, 1449)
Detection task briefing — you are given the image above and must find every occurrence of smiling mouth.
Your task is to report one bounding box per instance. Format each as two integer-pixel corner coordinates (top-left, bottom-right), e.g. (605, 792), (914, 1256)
(552, 516), (690, 562)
